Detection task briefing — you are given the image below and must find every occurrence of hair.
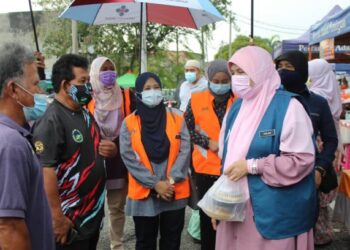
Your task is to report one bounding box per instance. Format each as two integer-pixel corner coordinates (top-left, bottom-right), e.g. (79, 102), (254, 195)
(0, 43), (35, 96)
(51, 54), (89, 93)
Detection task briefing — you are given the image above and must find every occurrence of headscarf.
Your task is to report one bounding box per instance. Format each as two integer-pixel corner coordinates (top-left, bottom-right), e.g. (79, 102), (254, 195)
(309, 59), (342, 121)
(206, 59), (232, 103)
(90, 57), (123, 140)
(275, 51), (308, 93)
(223, 46), (281, 196)
(135, 72), (170, 163)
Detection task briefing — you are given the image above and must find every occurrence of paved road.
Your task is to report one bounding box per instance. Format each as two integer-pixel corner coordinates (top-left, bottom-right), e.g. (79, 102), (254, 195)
(97, 207), (350, 250)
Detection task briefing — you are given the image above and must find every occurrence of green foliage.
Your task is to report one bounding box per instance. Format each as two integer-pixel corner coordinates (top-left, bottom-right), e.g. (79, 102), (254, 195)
(215, 35), (275, 60)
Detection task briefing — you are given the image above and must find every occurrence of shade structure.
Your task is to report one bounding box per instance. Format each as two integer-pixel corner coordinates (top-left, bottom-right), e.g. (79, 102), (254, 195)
(60, 0), (224, 29)
(117, 72), (137, 88)
(60, 0), (225, 72)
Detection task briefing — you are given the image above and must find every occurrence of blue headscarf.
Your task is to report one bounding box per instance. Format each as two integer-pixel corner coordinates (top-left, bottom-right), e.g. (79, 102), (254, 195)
(135, 72), (170, 163)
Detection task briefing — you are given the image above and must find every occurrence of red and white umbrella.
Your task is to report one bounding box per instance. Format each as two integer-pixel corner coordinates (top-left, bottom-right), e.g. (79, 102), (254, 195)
(60, 0), (225, 72)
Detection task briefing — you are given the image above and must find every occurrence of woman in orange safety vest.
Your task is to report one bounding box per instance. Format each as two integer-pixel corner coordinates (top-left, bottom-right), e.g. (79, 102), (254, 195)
(120, 72), (191, 250)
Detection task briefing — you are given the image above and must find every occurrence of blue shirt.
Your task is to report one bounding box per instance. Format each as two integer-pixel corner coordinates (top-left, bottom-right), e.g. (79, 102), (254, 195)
(0, 114), (54, 250)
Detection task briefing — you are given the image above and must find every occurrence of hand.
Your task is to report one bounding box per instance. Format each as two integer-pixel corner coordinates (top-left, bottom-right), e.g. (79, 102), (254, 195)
(208, 140), (219, 152)
(52, 213), (74, 245)
(315, 170), (322, 188)
(99, 140), (118, 158)
(211, 219), (218, 231)
(34, 51), (45, 68)
(155, 181), (174, 201)
(224, 160), (248, 181)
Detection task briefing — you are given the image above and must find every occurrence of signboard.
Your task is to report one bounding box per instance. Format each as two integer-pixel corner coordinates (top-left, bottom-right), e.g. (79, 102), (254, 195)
(320, 38), (335, 60)
(310, 6), (350, 44)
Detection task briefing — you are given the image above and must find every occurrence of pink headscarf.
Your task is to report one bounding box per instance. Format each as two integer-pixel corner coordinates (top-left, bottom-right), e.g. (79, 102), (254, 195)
(224, 46), (281, 171)
(309, 59), (342, 121)
(90, 57), (124, 140)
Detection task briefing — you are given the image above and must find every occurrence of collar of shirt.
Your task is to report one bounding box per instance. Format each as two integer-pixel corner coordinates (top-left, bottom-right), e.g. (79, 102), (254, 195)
(0, 113), (31, 138)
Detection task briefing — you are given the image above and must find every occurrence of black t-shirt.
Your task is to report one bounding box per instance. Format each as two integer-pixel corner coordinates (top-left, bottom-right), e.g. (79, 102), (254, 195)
(32, 100), (105, 240)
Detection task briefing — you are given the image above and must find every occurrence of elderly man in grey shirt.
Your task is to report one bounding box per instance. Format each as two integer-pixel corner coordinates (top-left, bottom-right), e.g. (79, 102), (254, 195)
(0, 43), (54, 250)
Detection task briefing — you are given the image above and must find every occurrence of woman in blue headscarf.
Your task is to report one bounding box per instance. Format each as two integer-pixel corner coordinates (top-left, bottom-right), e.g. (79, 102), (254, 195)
(120, 72), (191, 250)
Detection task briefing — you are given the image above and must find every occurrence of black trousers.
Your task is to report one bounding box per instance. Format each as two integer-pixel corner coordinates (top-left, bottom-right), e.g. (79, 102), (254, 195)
(133, 207), (185, 250)
(196, 173), (219, 250)
(55, 229), (100, 250)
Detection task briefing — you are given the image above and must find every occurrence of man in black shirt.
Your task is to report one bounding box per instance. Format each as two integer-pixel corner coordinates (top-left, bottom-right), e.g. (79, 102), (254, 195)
(33, 54), (117, 250)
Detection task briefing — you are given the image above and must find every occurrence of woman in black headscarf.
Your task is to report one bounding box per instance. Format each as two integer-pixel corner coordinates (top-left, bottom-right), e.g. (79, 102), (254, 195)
(184, 60), (237, 250)
(120, 72), (191, 250)
(275, 51), (339, 247)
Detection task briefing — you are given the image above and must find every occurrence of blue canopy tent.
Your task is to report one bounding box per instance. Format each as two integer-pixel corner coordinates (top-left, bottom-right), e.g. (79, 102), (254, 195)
(273, 5), (343, 59)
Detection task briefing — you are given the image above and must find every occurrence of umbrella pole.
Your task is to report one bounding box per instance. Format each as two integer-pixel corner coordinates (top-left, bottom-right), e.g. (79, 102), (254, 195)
(28, 0), (40, 52)
(139, 3), (147, 73)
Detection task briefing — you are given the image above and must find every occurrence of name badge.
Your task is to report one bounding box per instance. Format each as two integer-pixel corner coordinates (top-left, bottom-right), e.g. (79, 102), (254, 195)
(259, 129), (275, 138)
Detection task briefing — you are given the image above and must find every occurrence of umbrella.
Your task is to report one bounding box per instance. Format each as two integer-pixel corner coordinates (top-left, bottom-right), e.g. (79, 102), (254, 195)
(117, 71), (137, 88)
(60, 0), (225, 72)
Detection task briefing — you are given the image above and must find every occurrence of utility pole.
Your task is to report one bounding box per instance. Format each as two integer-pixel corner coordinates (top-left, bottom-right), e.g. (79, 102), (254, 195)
(250, 0), (254, 43)
(72, 20), (78, 53)
(228, 15), (232, 59)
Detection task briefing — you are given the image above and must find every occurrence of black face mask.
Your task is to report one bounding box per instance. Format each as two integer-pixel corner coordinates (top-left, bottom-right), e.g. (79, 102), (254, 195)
(69, 82), (93, 106)
(278, 69), (307, 94)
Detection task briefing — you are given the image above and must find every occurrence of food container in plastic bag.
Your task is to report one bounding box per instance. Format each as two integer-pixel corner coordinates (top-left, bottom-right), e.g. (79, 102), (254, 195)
(197, 175), (248, 222)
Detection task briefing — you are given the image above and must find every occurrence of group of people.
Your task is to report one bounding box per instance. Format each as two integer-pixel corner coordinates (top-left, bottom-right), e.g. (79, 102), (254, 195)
(0, 41), (342, 250)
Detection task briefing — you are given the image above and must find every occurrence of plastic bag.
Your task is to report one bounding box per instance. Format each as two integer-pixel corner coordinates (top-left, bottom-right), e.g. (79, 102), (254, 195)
(197, 175), (248, 222)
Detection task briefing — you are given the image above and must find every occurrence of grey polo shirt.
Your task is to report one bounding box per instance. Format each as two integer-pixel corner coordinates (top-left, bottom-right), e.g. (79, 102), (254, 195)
(0, 114), (54, 250)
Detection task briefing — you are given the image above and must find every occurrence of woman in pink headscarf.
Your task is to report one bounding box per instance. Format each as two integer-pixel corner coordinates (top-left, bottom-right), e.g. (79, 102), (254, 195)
(89, 57), (126, 250)
(213, 46), (317, 250)
(309, 58), (342, 246)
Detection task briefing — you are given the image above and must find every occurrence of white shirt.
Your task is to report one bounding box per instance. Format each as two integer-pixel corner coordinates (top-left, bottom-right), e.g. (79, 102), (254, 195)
(179, 76), (207, 112)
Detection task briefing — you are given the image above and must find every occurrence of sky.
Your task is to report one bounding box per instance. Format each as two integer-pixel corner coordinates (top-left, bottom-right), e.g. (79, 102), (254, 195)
(1, 0), (350, 60)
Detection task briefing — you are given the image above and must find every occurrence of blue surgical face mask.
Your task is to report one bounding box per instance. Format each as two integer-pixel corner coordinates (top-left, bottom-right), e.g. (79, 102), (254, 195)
(185, 72), (197, 83)
(141, 89), (163, 108)
(15, 83), (48, 121)
(209, 82), (231, 95)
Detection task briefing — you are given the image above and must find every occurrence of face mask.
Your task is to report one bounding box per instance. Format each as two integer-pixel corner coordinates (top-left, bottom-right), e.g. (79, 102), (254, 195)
(210, 82), (231, 95)
(231, 75), (253, 99)
(185, 72), (197, 83)
(15, 83), (48, 121)
(141, 89), (163, 108)
(69, 82), (93, 106)
(99, 71), (117, 88)
(278, 69), (306, 94)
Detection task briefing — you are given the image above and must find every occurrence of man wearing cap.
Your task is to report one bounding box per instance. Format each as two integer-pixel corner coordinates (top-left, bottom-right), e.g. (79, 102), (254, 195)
(179, 60), (207, 112)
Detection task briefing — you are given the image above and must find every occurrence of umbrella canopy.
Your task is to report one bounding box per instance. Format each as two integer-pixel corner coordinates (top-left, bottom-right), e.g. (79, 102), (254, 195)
(117, 72), (137, 88)
(60, 0), (224, 29)
(60, 0), (224, 72)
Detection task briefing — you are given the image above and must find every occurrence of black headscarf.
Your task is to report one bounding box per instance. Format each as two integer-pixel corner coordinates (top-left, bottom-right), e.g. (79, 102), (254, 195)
(275, 51), (309, 94)
(135, 72), (170, 163)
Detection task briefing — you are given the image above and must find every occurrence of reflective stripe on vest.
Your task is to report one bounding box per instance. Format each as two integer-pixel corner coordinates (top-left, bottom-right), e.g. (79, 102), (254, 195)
(124, 110), (190, 200)
(191, 90), (235, 176)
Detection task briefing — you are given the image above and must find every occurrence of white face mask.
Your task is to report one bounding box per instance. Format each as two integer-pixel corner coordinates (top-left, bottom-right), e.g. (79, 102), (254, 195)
(141, 89), (163, 108)
(231, 75), (253, 99)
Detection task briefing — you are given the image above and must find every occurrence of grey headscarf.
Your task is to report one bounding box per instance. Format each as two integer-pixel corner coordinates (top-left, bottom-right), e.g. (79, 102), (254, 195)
(206, 59), (232, 103)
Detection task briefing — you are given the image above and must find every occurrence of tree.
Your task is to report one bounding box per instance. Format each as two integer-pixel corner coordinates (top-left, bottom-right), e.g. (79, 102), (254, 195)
(215, 35), (274, 60)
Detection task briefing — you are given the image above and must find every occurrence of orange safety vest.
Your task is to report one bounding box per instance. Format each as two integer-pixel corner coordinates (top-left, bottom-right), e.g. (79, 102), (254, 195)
(191, 90), (236, 176)
(87, 88), (132, 117)
(124, 110), (190, 200)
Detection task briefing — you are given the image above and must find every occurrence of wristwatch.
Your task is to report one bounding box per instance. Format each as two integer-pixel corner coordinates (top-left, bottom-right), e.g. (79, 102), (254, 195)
(315, 166), (326, 178)
(168, 176), (175, 185)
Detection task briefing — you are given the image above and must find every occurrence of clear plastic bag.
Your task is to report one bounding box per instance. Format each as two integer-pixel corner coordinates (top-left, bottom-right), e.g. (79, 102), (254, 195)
(197, 175), (248, 222)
